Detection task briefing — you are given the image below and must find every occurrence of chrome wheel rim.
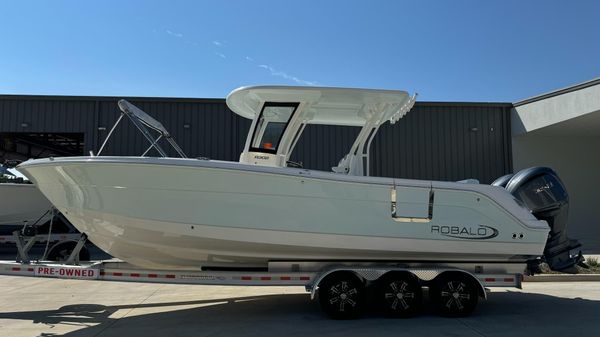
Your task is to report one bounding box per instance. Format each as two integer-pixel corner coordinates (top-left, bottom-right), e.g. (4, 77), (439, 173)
(384, 280), (415, 310)
(328, 281), (358, 312)
(440, 281), (471, 310)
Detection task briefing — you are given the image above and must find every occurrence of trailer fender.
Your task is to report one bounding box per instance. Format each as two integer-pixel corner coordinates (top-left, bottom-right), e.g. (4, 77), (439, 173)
(433, 270), (487, 300)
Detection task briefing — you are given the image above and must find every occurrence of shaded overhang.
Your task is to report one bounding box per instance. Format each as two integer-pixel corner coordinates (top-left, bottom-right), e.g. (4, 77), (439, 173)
(512, 78), (600, 137)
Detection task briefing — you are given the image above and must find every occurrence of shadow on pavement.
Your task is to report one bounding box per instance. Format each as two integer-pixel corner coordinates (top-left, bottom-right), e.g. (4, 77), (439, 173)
(1, 290), (599, 337)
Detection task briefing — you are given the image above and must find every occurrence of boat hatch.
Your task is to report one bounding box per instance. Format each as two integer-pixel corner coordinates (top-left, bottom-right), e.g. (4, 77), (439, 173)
(391, 185), (434, 223)
(227, 86), (417, 175)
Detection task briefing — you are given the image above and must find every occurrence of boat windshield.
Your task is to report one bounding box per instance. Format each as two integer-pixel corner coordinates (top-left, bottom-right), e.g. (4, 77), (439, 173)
(250, 103), (298, 153)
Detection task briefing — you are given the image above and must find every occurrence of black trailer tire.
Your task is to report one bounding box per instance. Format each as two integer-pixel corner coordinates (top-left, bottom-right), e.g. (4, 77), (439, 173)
(47, 242), (90, 262)
(377, 272), (422, 317)
(430, 272), (479, 317)
(318, 272), (365, 319)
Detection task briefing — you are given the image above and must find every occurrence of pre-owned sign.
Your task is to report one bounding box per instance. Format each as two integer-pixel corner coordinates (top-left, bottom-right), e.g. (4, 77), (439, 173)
(34, 266), (99, 279)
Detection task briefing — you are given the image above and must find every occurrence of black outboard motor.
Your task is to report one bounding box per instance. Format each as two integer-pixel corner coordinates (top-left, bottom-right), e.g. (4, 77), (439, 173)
(491, 174), (514, 188)
(504, 167), (584, 273)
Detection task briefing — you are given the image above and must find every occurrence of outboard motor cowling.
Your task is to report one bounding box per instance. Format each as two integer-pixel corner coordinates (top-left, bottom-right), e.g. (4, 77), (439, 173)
(505, 167), (583, 272)
(491, 173), (514, 188)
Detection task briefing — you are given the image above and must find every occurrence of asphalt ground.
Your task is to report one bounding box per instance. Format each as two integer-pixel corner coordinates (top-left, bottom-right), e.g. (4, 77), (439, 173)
(0, 275), (599, 337)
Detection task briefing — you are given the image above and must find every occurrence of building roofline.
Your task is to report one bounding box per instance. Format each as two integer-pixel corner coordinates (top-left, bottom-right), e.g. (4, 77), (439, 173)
(0, 93), (512, 108)
(7, 77), (600, 108)
(0, 94), (226, 104)
(416, 101), (512, 108)
(514, 77), (600, 107)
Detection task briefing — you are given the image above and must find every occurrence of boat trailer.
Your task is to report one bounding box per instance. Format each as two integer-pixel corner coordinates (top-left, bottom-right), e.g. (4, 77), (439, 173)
(0, 246), (524, 318)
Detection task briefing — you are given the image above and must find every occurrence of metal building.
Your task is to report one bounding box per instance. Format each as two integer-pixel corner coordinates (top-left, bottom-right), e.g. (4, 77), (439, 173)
(0, 95), (512, 183)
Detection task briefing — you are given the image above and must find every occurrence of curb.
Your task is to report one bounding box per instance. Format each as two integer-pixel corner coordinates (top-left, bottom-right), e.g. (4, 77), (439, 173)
(523, 274), (600, 282)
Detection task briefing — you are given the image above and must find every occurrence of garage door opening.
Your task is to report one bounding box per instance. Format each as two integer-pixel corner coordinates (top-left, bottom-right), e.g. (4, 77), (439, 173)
(0, 132), (84, 164)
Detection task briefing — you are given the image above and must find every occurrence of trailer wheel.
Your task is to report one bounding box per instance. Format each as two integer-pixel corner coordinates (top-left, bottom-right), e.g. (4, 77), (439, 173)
(318, 271), (365, 319)
(430, 272), (479, 317)
(47, 242), (90, 262)
(377, 272), (422, 317)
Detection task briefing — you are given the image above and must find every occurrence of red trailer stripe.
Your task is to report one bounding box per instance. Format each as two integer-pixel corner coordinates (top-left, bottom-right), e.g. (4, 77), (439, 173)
(241, 276), (252, 281)
(11, 267), (20, 271)
(504, 278), (514, 282)
(260, 276), (271, 281)
(165, 274), (175, 279)
(130, 273), (140, 277)
(148, 274), (158, 278)
(299, 276), (310, 281)
(280, 276), (291, 281)
(113, 272), (123, 276)
(484, 278), (495, 282)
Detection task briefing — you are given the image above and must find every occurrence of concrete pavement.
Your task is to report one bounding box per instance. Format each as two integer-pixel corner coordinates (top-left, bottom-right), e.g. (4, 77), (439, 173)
(0, 276), (599, 337)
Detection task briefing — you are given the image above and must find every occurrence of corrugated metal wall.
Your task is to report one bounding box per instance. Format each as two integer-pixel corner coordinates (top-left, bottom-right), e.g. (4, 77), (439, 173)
(371, 103), (513, 183)
(0, 95), (512, 183)
(0, 97), (97, 133)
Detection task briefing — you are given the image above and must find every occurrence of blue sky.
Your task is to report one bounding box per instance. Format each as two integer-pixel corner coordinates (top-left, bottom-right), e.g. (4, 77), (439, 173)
(0, 0), (598, 102)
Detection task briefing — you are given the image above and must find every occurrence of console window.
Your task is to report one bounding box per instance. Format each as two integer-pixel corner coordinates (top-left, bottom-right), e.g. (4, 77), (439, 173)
(250, 103), (298, 153)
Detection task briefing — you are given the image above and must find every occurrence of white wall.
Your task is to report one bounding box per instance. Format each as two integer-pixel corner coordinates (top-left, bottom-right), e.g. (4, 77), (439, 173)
(513, 83), (600, 136)
(513, 136), (600, 253)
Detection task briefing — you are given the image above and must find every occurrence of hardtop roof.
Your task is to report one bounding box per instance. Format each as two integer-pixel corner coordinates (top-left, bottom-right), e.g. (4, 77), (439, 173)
(226, 85), (413, 127)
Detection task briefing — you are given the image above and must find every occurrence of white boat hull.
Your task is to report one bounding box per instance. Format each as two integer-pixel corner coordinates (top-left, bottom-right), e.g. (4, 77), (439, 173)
(0, 183), (52, 226)
(18, 157), (550, 270)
